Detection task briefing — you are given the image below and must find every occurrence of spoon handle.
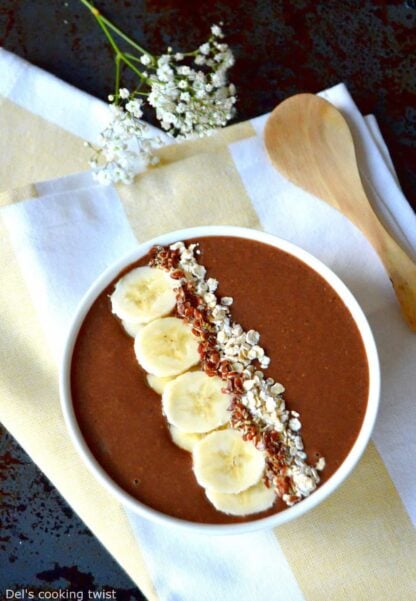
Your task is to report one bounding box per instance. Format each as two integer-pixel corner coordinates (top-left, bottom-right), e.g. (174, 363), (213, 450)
(376, 234), (416, 331)
(353, 198), (416, 330)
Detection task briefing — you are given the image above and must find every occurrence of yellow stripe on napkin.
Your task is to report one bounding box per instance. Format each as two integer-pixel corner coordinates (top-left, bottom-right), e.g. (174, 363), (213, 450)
(276, 443), (416, 600)
(117, 148), (261, 240)
(0, 183), (37, 207)
(0, 98), (90, 193)
(157, 121), (255, 164)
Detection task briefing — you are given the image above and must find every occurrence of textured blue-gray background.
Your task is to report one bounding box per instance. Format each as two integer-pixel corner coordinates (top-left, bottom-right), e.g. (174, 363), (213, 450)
(0, 0), (415, 599)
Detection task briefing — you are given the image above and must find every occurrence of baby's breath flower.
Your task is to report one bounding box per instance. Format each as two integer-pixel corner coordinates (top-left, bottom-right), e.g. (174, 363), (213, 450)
(211, 24), (224, 37)
(199, 42), (210, 55)
(125, 98), (143, 118)
(148, 34), (236, 139)
(89, 94), (162, 185)
(177, 65), (191, 76)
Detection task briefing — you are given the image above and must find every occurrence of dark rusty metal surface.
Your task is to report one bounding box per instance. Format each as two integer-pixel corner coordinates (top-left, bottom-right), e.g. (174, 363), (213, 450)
(0, 428), (146, 599)
(0, 0), (415, 597)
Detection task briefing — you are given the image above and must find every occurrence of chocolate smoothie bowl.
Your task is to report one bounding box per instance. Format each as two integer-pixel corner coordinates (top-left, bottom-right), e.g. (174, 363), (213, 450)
(60, 226), (380, 533)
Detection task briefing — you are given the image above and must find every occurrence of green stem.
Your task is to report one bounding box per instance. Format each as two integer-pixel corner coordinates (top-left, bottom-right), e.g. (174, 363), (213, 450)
(80, 1), (152, 87)
(120, 54), (151, 83)
(130, 80), (149, 97)
(114, 54), (121, 101)
(124, 52), (143, 63)
(95, 12), (121, 55)
(124, 52), (155, 69)
(102, 17), (152, 57)
(180, 50), (199, 57)
(79, 0), (152, 57)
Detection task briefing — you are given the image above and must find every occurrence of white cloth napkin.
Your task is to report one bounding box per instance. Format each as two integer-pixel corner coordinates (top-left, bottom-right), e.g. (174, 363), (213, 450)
(1, 47), (415, 600)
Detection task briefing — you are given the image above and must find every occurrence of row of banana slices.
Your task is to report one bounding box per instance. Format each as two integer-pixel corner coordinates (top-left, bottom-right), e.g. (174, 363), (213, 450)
(111, 265), (276, 516)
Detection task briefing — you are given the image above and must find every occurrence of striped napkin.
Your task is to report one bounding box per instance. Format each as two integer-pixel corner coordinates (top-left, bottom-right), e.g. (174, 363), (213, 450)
(0, 47), (415, 600)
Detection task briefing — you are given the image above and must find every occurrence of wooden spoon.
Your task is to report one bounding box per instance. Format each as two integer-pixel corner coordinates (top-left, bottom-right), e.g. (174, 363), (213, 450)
(264, 93), (416, 331)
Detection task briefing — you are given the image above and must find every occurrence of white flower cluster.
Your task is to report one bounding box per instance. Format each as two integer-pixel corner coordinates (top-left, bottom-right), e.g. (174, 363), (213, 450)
(89, 24), (236, 184)
(148, 24), (236, 138)
(88, 90), (162, 185)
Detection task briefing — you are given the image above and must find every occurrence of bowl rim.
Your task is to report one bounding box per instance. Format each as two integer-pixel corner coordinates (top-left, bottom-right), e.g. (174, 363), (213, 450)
(60, 225), (380, 535)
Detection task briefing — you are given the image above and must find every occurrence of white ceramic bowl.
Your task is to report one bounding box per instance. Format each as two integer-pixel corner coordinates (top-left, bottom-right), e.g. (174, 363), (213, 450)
(60, 225), (380, 534)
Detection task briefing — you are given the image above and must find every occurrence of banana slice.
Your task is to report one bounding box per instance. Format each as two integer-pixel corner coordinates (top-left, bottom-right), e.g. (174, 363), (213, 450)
(111, 266), (177, 324)
(135, 317), (200, 377)
(170, 425), (230, 453)
(122, 320), (144, 338)
(169, 425), (206, 452)
(162, 371), (231, 433)
(193, 430), (265, 494)
(146, 373), (175, 395)
(206, 479), (276, 516)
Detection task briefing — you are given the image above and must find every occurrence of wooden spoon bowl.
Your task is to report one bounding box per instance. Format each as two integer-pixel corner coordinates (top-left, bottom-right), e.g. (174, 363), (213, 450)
(264, 93), (416, 331)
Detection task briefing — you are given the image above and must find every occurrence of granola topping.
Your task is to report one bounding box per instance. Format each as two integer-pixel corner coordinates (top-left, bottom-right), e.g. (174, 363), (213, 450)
(149, 240), (325, 506)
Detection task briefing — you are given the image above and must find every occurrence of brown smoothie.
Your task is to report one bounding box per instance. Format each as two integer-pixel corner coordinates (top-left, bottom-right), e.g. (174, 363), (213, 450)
(71, 236), (369, 523)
